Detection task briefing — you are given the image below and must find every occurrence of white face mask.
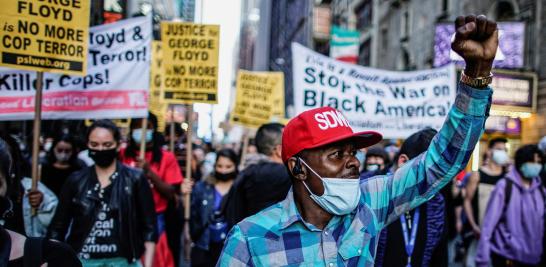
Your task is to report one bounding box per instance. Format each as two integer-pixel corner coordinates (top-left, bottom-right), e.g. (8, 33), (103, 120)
(298, 158), (361, 215)
(491, 149), (509, 165)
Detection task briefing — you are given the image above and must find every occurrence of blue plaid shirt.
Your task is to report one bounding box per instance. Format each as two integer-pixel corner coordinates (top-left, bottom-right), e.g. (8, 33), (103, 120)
(217, 83), (492, 267)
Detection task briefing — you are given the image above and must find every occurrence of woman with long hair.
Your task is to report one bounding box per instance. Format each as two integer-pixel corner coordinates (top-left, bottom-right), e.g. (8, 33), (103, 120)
(47, 120), (157, 267)
(119, 113), (184, 267)
(190, 148), (239, 267)
(41, 134), (84, 197)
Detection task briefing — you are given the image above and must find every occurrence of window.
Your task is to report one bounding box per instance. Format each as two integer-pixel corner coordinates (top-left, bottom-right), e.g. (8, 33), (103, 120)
(355, 0), (373, 30)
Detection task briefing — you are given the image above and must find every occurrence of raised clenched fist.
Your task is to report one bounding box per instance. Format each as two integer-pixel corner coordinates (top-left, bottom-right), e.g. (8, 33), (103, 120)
(451, 15), (499, 78)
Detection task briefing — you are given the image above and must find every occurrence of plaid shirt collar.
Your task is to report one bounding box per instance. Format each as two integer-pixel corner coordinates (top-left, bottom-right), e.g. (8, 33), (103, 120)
(276, 187), (373, 259)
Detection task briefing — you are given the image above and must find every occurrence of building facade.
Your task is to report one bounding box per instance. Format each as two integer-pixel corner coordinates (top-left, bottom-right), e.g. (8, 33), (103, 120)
(332, 0), (546, 148)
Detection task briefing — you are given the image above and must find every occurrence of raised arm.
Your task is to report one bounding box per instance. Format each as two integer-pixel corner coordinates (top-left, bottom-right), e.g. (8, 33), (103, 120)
(361, 15), (498, 228)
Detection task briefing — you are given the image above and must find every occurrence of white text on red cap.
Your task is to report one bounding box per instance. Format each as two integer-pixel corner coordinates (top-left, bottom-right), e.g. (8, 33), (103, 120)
(314, 110), (350, 130)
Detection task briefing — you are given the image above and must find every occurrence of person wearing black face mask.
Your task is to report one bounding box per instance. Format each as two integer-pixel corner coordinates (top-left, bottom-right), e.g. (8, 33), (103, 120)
(47, 120), (158, 267)
(190, 148), (238, 267)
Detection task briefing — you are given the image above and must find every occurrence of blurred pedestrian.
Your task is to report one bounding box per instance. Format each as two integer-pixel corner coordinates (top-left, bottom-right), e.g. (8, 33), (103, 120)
(217, 14), (497, 266)
(0, 136), (81, 266)
(374, 128), (448, 267)
(120, 113), (183, 267)
(360, 145), (389, 180)
(222, 123), (292, 229)
(463, 137), (509, 263)
(476, 144), (545, 267)
(41, 134), (85, 197)
(190, 148), (238, 267)
(48, 120), (157, 267)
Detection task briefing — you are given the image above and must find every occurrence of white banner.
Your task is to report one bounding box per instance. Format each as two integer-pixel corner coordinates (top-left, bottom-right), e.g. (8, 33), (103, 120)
(0, 16), (151, 120)
(292, 43), (456, 139)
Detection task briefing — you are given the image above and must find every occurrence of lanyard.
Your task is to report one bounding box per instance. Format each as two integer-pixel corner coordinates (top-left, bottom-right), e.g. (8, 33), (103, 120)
(400, 208), (420, 267)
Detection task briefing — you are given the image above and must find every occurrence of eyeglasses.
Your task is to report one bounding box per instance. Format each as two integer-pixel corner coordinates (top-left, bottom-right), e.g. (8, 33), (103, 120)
(55, 148), (72, 153)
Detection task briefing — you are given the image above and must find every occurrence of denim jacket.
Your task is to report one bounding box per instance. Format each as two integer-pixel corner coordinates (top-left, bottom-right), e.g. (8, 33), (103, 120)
(21, 177), (58, 237)
(190, 178), (217, 250)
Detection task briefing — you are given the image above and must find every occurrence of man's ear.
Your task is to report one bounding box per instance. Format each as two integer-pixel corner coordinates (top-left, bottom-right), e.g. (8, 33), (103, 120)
(274, 144), (282, 158)
(287, 157), (307, 181)
(397, 154), (409, 167)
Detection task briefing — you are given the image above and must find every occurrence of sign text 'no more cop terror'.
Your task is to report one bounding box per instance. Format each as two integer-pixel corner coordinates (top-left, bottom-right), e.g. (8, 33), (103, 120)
(292, 43), (456, 139)
(161, 22), (220, 104)
(0, 0), (90, 75)
(0, 16), (151, 120)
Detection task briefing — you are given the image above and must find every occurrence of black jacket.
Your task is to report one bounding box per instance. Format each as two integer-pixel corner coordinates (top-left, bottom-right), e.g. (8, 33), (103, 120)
(222, 160), (291, 229)
(47, 162), (157, 262)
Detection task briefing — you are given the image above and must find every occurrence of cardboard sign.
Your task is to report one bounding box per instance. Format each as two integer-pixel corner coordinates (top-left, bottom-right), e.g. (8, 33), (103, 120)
(0, 16), (151, 120)
(0, 0), (90, 74)
(149, 40), (167, 131)
(230, 70), (285, 128)
(293, 43), (456, 139)
(161, 22), (219, 104)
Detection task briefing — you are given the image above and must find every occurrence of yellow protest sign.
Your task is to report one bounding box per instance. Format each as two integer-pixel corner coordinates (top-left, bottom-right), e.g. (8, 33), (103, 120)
(161, 22), (219, 104)
(149, 41), (167, 131)
(0, 1), (90, 75)
(230, 70), (285, 128)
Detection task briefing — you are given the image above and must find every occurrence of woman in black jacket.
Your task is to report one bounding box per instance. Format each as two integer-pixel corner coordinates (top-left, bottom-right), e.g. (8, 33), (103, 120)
(190, 148), (239, 267)
(47, 120), (158, 267)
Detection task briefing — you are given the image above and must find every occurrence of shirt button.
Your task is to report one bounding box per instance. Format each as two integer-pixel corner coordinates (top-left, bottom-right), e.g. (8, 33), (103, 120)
(329, 263), (334, 267)
(358, 249), (362, 254)
(324, 231), (329, 236)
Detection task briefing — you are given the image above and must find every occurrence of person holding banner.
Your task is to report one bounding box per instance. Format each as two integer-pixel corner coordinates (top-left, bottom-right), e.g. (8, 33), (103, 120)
(218, 14), (498, 266)
(47, 120), (157, 267)
(120, 113), (184, 267)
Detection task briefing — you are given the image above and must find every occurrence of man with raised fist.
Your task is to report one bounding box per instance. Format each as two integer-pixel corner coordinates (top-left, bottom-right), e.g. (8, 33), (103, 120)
(217, 14), (498, 266)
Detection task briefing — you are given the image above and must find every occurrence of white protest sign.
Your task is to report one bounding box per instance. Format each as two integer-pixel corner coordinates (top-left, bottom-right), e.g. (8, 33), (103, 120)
(292, 43), (456, 139)
(0, 16), (151, 120)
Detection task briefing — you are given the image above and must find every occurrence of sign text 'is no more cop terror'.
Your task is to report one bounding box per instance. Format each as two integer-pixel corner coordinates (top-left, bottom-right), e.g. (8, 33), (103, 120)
(0, 0), (90, 75)
(161, 22), (220, 104)
(0, 16), (152, 120)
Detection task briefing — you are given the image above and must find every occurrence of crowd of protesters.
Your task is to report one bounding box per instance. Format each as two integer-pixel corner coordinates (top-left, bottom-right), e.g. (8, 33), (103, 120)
(2, 114), (546, 267)
(1, 14), (545, 267)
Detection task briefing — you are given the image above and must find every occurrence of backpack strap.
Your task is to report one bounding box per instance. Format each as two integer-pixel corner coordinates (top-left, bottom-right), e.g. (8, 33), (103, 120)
(23, 237), (44, 267)
(502, 178), (512, 216)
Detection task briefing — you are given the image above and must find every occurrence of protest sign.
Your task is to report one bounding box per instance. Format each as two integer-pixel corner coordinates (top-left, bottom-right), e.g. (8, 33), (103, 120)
(0, 16), (151, 120)
(0, 0), (90, 75)
(230, 70), (285, 128)
(149, 41), (167, 132)
(161, 22), (219, 104)
(292, 43), (456, 139)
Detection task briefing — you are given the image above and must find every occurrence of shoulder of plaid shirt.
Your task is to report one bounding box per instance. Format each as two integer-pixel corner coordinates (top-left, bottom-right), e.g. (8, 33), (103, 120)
(217, 82), (492, 267)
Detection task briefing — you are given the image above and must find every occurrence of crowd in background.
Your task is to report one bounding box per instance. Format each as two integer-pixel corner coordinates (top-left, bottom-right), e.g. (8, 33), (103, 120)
(1, 115), (546, 267)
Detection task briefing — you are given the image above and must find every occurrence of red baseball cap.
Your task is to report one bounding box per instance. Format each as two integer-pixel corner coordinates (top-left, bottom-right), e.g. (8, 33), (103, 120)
(281, 107), (382, 162)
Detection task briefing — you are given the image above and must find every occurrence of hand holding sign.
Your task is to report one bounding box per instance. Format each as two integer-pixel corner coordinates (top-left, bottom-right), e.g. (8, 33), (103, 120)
(451, 15), (498, 78)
